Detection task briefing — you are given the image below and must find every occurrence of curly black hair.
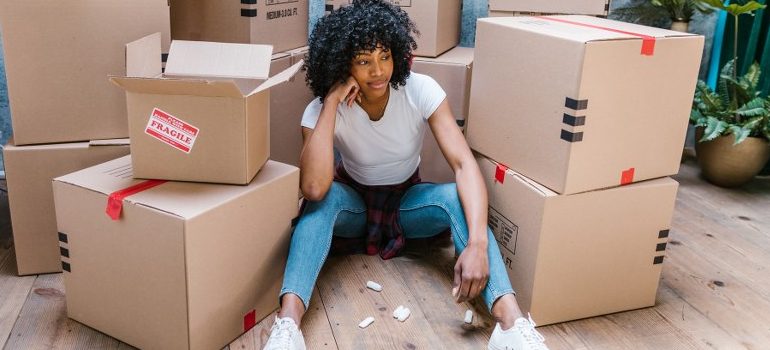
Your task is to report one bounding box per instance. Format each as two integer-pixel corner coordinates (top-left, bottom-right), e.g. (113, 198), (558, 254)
(304, 0), (419, 101)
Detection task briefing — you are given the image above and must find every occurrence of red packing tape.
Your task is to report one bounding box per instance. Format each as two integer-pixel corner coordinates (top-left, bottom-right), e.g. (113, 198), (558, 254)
(495, 164), (507, 184)
(106, 180), (168, 220)
(535, 16), (656, 56)
(243, 309), (257, 331)
(621, 168), (635, 185)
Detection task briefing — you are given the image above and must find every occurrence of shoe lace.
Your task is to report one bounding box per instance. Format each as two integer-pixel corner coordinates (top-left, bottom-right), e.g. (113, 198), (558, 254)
(265, 318), (295, 349)
(519, 314), (547, 350)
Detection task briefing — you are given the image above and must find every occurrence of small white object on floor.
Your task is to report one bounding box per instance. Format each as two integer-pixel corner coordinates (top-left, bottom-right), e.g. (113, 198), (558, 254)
(464, 309), (473, 324)
(366, 280), (383, 292)
(392, 305), (410, 322)
(358, 316), (375, 328)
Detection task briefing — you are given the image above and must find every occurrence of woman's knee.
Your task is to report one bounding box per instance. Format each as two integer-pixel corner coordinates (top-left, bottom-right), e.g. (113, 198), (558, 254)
(304, 182), (359, 212)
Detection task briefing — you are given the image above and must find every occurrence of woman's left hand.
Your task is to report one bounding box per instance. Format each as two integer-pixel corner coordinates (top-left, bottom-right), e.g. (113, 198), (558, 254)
(452, 243), (489, 303)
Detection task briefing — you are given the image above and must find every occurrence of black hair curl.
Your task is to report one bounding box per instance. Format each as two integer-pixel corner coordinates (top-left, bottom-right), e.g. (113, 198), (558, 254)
(304, 0), (419, 101)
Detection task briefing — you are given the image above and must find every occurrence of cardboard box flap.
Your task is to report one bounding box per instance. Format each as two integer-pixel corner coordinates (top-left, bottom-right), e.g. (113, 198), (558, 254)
(414, 47), (474, 66)
(481, 156), (556, 197)
(249, 60), (304, 95)
(165, 40), (272, 80)
(54, 156), (300, 220)
(482, 15), (696, 44)
(110, 76), (244, 98)
(126, 32), (163, 78)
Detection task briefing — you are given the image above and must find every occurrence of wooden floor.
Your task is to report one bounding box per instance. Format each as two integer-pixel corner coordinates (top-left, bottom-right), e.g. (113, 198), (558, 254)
(1, 156), (769, 350)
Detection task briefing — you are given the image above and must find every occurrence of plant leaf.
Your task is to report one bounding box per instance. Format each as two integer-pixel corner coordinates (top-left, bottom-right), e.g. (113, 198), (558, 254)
(734, 1), (767, 16)
(690, 108), (707, 124)
(698, 0), (727, 11)
(696, 80), (722, 111)
(736, 97), (768, 117)
(729, 125), (752, 144)
(701, 116), (728, 141)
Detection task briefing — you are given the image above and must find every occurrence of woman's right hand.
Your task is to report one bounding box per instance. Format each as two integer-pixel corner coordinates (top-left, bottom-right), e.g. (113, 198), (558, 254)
(325, 76), (361, 107)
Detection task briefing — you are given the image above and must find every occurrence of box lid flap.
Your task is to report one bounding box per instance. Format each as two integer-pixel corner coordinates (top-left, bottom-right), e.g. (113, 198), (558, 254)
(164, 40), (272, 80)
(249, 60), (304, 95)
(481, 15), (697, 43)
(53, 156), (299, 219)
(414, 46), (474, 66)
(126, 32), (163, 78)
(110, 76), (244, 98)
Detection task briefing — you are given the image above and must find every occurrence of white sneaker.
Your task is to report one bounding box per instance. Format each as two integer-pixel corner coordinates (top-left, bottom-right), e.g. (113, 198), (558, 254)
(263, 316), (306, 350)
(488, 314), (549, 350)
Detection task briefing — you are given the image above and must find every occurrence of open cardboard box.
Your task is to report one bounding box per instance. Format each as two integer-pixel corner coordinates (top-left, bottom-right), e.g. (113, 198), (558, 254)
(111, 33), (303, 184)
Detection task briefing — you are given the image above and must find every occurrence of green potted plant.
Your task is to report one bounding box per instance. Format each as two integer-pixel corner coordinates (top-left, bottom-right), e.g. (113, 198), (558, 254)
(689, 0), (769, 187)
(610, 0), (714, 31)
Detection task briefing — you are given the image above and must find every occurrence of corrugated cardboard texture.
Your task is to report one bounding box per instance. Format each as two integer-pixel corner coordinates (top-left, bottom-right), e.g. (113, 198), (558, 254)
(53, 156), (299, 350)
(2, 141), (129, 275)
(170, 0), (309, 53)
(324, 0), (460, 57)
(270, 47), (315, 168)
(489, 0), (611, 16)
(467, 16), (704, 194)
(0, 0), (170, 145)
(478, 155), (678, 325)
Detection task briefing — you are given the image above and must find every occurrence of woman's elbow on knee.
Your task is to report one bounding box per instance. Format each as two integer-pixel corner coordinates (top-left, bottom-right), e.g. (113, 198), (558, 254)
(301, 183), (329, 202)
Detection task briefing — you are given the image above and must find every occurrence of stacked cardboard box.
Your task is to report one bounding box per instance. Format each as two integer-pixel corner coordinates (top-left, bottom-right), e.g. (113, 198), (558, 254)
(489, 0), (611, 17)
(0, 0), (170, 145)
(0, 1), (170, 275)
(111, 34), (303, 184)
(47, 35), (304, 349)
(270, 47), (315, 168)
(325, 0), (461, 57)
(170, 0), (309, 53)
(2, 140), (130, 275)
(53, 156), (298, 350)
(466, 16), (704, 325)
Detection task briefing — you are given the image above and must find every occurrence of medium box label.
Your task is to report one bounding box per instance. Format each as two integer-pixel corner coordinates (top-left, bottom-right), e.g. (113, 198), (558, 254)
(144, 108), (199, 154)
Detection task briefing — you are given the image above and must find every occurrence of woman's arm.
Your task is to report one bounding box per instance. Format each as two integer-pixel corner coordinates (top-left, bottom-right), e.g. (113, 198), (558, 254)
(300, 77), (360, 201)
(428, 99), (490, 302)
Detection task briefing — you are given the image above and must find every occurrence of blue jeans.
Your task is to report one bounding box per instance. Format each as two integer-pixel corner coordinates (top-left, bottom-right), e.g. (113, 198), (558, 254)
(280, 181), (514, 311)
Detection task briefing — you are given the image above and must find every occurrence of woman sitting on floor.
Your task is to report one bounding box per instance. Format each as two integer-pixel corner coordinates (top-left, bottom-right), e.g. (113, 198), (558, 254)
(264, 1), (548, 349)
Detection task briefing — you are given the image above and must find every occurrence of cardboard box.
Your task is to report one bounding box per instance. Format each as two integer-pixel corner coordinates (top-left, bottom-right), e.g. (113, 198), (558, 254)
(419, 123), (460, 184)
(412, 46), (474, 120)
(2, 139), (130, 275)
(52, 156), (299, 350)
(170, 0), (308, 53)
(477, 154), (677, 326)
(325, 0), (460, 57)
(111, 34), (303, 184)
(270, 47), (315, 168)
(489, 0), (611, 16)
(0, 0), (170, 146)
(466, 16), (704, 194)
(489, 10), (581, 17)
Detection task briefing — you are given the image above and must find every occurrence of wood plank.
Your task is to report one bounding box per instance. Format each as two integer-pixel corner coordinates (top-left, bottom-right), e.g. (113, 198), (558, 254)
(318, 254), (445, 349)
(391, 242), (495, 346)
(0, 249), (36, 349)
(228, 288), (337, 350)
(4, 273), (133, 350)
(0, 183), (35, 349)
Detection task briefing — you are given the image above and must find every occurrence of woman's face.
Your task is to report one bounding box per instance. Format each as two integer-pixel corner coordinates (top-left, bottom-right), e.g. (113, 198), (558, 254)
(350, 45), (393, 101)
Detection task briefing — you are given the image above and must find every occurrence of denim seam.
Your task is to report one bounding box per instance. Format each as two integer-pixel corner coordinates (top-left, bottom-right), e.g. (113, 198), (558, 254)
(303, 207), (363, 309)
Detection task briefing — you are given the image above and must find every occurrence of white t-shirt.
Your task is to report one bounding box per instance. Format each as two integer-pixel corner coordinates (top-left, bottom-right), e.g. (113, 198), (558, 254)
(301, 72), (446, 186)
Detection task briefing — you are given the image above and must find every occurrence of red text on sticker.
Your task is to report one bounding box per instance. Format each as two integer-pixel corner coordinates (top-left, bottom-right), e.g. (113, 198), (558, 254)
(144, 108), (199, 153)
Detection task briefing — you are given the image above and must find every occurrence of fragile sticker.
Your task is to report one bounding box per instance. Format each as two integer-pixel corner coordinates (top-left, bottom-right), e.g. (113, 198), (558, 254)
(145, 108), (199, 154)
